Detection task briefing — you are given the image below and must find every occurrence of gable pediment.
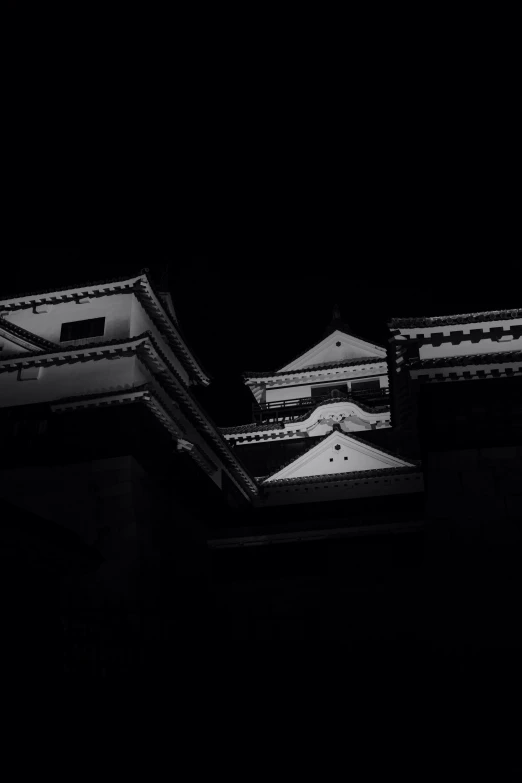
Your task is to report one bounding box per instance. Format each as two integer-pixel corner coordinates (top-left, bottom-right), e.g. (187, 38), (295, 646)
(278, 330), (386, 372)
(263, 430), (414, 483)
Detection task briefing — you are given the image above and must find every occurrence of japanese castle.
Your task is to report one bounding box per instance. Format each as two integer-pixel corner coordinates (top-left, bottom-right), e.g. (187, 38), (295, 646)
(0, 269), (521, 673)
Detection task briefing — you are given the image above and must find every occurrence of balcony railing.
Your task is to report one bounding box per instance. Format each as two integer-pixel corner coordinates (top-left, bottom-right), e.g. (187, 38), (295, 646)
(252, 388), (390, 424)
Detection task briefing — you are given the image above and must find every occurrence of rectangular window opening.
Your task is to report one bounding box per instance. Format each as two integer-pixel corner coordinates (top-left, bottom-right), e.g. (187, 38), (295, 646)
(60, 317), (105, 342)
(311, 383), (348, 399)
(350, 379), (380, 392)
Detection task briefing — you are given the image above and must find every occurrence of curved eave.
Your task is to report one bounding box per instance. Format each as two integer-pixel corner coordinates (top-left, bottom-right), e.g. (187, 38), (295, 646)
(29, 338), (258, 499)
(0, 318), (59, 352)
(389, 308), (522, 329)
(220, 421), (286, 435)
(133, 276), (212, 387)
(409, 350), (522, 370)
(0, 333), (150, 369)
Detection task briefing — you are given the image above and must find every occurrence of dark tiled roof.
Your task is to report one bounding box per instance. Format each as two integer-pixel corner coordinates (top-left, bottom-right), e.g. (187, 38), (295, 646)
(409, 350), (522, 369)
(51, 383), (153, 407)
(219, 421), (286, 434)
(243, 355), (386, 379)
(390, 308), (522, 329)
(0, 317), (59, 351)
(263, 464), (421, 486)
(133, 277), (211, 385)
(0, 333), (145, 365)
(0, 270), (144, 303)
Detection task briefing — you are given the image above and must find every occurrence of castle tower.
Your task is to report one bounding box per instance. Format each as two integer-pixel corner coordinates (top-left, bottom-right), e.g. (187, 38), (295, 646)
(218, 305), (423, 518)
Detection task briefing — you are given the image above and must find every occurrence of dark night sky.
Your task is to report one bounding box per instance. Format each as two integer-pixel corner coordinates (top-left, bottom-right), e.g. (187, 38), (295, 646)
(3, 247), (520, 427)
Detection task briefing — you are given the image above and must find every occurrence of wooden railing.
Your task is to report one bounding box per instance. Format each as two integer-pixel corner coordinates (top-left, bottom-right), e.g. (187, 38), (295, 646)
(252, 388), (390, 424)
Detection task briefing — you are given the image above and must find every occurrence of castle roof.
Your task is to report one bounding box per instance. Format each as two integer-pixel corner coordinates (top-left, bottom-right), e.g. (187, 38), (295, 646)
(389, 308), (522, 329)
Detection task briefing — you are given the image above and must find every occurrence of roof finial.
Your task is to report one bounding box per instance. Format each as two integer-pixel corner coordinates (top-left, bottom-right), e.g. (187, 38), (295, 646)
(322, 302), (351, 338)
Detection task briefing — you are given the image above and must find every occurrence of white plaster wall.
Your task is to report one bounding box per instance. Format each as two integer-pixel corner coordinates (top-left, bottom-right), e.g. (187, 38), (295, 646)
(4, 294), (133, 344)
(288, 443), (395, 478)
(266, 384), (311, 403)
(419, 335), (522, 360)
(130, 297), (190, 386)
(0, 356), (145, 408)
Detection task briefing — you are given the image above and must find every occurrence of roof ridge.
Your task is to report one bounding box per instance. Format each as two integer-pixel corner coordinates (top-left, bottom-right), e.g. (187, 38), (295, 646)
(219, 421), (286, 434)
(263, 464), (421, 486)
(0, 317), (59, 351)
(0, 332), (150, 364)
(390, 308), (522, 328)
(410, 350), (522, 368)
(0, 270), (144, 304)
(243, 355), (387, 379)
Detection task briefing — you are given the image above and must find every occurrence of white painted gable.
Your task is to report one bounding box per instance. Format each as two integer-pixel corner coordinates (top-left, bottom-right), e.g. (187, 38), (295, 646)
(278, 330), (386, 372)
(264, 430), (413, 483)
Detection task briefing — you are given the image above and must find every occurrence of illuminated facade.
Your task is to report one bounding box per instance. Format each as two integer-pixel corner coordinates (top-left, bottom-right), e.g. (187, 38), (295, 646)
(219, 307), (423, 515)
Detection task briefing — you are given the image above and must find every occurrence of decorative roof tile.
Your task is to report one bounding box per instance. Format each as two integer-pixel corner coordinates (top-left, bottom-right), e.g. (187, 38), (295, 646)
(390, 308), (522, 329)
(50, 383), (153, 407)
(0, 270), (143, 304)
(409, 350), (522, 369)
(219, 421), (286, 434)
(0, 333), (145, 365)
(0, 317), (59, 351)
(243, 355), (386, 379)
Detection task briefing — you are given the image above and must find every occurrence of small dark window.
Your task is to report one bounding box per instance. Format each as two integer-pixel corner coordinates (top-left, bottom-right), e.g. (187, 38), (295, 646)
(350, 379), (380, 392)
(311, 383), (348, 399)
(60, 317), (105, 342)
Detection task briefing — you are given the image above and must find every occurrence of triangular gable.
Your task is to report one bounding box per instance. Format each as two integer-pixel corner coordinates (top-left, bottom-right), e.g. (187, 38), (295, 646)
(277, 329), (386, 373)
(263, 430), (414, 483)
